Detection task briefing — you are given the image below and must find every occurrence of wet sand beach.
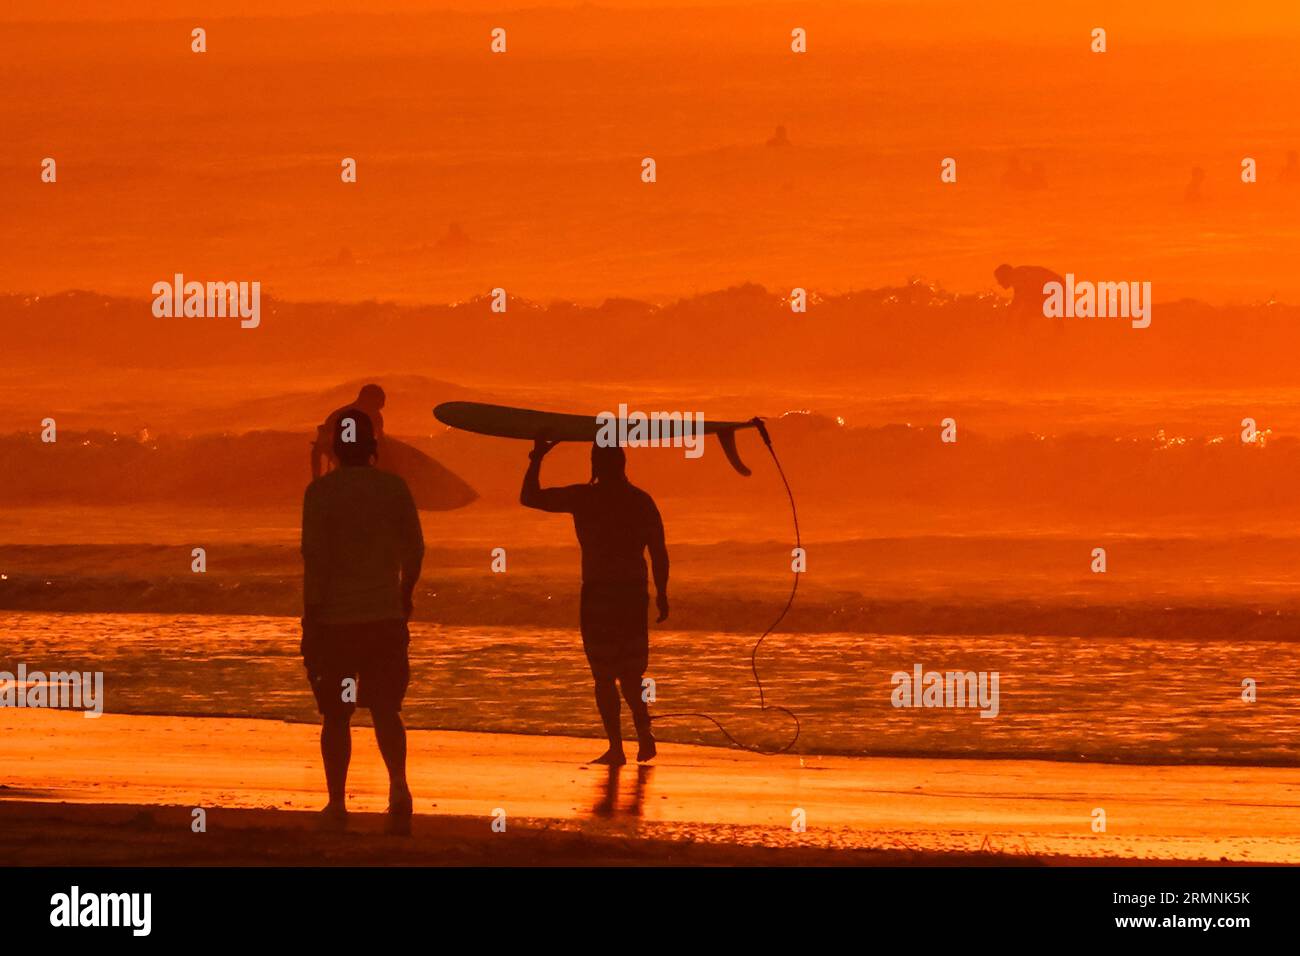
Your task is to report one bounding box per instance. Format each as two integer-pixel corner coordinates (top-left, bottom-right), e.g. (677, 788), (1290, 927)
(3, 710), (1297, 865)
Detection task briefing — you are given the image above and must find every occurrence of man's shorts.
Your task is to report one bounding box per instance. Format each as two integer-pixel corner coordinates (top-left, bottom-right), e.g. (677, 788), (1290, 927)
(301, 619), (410, 716)
(579, 582), (649, 680)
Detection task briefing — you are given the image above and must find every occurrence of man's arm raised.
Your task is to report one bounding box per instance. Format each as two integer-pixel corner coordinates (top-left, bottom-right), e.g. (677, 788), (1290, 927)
(520, 437), (583, 513)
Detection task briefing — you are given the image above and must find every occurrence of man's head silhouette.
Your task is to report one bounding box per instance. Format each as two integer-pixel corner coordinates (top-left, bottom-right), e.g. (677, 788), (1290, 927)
(994, 264), (1014, 288)
(591, 443), (627, 484)
(357, 384), (386, 413)
(334, 408), (377, 466)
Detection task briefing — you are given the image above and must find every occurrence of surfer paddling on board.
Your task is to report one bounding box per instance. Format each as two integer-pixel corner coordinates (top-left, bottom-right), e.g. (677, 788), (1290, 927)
(312, 384), (387, 479)
(521, 438), (669, 765)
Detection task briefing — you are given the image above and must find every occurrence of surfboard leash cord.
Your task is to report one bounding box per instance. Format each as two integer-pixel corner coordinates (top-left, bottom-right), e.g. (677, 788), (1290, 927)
(648, 416), (802, 756)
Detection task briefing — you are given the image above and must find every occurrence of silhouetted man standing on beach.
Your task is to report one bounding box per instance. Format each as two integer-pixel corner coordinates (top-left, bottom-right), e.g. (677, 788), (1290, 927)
(522, 440), (668, 765)
(301, 409), (423, 832)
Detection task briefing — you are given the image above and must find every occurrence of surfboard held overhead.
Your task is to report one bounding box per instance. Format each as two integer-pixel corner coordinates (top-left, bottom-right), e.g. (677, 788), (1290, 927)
(433, 401), (759, 475)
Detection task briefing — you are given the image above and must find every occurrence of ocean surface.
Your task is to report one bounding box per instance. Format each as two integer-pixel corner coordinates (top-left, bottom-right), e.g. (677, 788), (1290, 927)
(4, 611), (1298, 766)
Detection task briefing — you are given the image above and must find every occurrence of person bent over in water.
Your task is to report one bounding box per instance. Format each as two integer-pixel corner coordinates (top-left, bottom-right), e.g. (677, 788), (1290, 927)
(521, 439), (668, 765)
(312, 384), (387, 480)
(993, 263), (1065, 318)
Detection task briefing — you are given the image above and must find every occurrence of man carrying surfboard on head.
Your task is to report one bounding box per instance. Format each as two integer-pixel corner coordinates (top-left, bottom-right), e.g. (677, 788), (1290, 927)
(312, 384), (387, 479)
(521, 438), (669, 765)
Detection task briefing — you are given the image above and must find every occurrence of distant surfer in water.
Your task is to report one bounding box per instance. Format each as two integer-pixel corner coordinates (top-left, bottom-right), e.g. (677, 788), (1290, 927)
(994, 263), (1066, 319)
(312, 384), (387, 479)
(301, 409), (424, 833)
(993, 261), (1066, 317)
(521, 439), (669, 765)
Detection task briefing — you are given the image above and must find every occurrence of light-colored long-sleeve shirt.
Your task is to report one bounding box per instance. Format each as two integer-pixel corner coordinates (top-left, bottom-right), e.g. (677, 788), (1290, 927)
(302, 465), (424, 624)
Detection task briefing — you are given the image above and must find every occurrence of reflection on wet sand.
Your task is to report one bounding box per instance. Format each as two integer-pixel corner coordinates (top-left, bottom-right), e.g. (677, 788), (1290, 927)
(591, 765), (653, 823)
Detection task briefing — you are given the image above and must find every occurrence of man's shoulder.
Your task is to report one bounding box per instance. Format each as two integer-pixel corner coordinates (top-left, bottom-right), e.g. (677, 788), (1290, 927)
(626, 483), (658, 509)
(358, 467), (417, 506)
(307, 469), (340, 491)
(547, 483), (593, 509)
(376, 467), (413, 494)
(309, 466), (409, 492)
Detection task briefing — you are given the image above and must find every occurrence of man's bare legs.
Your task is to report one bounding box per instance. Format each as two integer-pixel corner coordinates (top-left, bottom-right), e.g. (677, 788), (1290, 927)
(590, 673), (655, 765)
(320, 709), (411, 832)
(619, 671), (656, 762)
(591, 676), (627, 765)
(320, 712), (352, 826)
(371, 708), (412, 811)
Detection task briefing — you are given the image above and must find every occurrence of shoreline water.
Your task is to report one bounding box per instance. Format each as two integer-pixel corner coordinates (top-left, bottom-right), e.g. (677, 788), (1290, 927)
(7, 610), (1300, 766)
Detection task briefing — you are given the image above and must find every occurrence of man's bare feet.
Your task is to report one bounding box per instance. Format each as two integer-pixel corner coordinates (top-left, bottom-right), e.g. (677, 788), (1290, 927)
(319, 802), (348, 832)
(590, 748), (627, 766)
(637, 737), (657, 763)
(385, 788), (413, 835)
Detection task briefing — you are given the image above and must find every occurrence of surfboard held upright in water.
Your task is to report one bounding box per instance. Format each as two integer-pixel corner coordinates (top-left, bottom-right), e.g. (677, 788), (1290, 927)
(433, 401), (760, 475)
